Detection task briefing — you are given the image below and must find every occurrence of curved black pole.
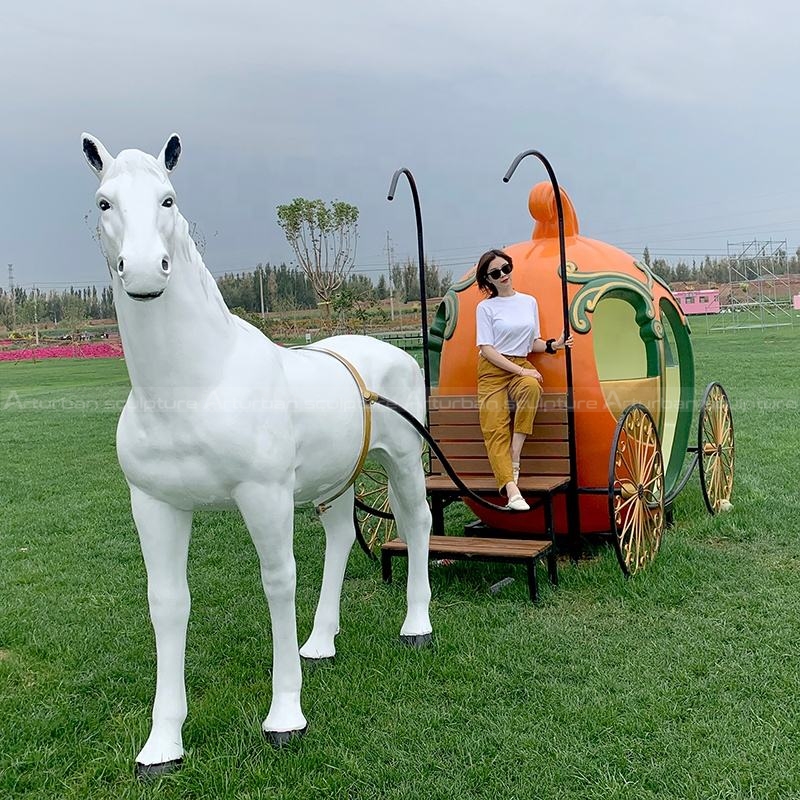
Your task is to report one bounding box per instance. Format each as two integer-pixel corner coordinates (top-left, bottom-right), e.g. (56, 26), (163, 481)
(371, 394), (527, 515)
(352, 507), (378, 561)
(503, 150), (581, 553)
(387, 168), (431, 409)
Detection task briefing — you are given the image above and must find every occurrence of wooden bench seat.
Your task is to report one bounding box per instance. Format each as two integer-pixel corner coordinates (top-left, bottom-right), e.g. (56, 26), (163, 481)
(426, 391), (570, 530)
(425, 474), (569, 493)
(381, 535), (556, 602)
(380, 391), (571, 602)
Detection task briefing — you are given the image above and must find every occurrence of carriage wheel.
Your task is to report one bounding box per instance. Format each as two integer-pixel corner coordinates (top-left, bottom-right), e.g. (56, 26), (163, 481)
(698, 382), (734, 515)
(608, 404), (666, 576)
(354, 464), (396, 552)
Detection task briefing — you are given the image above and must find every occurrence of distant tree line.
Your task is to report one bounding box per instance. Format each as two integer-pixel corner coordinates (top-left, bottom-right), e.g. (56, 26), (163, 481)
(217, 263), (318, 312)
(0, 285), (114, 330)
(643, 245), (800, 285)
(0, 260), (454, 331)
(19, 245), (796, 331)
(217, 259), (453, 313)
(390, 258), (453, 302)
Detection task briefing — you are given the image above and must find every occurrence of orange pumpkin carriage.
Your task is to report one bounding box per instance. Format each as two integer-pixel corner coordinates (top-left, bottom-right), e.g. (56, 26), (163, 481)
(359, 153), (734, 579)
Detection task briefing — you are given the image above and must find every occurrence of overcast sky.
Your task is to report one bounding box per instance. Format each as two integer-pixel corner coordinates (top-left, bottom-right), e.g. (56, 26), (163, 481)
(3, 0), (800, 291)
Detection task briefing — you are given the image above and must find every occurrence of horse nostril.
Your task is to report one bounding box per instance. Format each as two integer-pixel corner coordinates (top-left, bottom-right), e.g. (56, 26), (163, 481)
(161, 259), (170, 273)
(117, 258), (124, 274)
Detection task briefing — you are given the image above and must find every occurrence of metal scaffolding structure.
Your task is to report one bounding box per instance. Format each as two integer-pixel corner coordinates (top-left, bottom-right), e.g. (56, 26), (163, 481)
(709, 239), (795, 331)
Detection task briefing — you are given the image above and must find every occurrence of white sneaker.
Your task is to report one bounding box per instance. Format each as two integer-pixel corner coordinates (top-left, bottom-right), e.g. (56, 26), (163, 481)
(506, 494), (530, 512)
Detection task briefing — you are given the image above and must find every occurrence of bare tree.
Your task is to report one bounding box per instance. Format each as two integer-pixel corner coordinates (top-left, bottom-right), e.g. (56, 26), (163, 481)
(276, 198), (359, 310)
(187, 221), (207, 256)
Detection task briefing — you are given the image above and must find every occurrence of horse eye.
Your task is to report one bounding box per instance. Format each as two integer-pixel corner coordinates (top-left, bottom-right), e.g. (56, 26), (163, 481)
(98, 199), (111, 211)
(162, 197), (174, 208)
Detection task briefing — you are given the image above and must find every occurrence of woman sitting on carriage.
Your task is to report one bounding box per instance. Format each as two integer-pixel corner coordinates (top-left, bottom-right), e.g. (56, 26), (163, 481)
(475, 248), (572, 511)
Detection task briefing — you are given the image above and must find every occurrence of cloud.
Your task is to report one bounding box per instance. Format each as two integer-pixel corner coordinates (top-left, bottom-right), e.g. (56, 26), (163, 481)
(3, 0), (800, 284)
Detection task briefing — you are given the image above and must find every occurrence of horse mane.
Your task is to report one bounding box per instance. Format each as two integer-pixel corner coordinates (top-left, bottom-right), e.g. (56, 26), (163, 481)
(173, 213), (232, 324)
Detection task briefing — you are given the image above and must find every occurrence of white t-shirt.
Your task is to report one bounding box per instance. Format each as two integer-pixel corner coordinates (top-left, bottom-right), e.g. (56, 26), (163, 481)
(476, 292), (540, 356)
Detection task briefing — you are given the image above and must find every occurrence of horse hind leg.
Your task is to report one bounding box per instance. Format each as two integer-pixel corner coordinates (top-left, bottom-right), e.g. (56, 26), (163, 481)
(382, 451), (433, 646)
(300, 487), (356, 661)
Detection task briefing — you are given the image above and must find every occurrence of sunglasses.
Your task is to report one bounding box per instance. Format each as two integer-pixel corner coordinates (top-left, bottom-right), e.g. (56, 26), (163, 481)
(487, 263), (513, 280)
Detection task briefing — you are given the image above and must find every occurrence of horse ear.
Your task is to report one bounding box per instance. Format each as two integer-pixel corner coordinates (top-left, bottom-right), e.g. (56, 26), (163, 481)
(158, 134), (181, 172)
(82, 133), (113, 179)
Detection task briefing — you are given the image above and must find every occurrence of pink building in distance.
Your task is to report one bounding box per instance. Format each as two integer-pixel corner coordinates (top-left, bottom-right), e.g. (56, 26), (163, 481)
(672, 289), (720, 315)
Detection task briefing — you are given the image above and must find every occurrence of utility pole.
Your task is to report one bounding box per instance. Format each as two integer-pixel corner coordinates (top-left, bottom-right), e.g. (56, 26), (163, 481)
(385, 231), (395, 322)
(33, 284), (39, 346)
(8, 264), (16, 329)
(258, 264), (266, 320)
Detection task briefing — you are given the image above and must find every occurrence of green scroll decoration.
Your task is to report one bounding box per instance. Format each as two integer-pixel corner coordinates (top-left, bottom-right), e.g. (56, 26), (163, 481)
(634, 259), (691, 335)
(632, 259), (667, 293)
(632, 259), (692, 335)
(560, 261), (663, 342)
(560, 260), (663, 378)
(427, 267), (477, 386)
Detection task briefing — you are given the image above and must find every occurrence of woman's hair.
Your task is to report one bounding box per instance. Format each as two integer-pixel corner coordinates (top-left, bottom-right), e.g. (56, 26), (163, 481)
(475, 248), (513, 297)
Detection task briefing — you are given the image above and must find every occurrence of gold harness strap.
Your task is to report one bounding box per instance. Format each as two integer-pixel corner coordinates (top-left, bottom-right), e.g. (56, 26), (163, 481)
(297, 347), (377, 514)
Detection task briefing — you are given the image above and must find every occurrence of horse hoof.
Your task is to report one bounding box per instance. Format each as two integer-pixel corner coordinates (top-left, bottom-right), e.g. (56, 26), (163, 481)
(135, 758), (183, 780)
(263, 724), (308, 748)
(400, 632), (433, 648)
(301, 654), (335, 668)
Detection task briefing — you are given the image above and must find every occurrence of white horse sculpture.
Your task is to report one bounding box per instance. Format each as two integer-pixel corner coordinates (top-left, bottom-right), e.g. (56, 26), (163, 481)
(81, 133), (432, 776)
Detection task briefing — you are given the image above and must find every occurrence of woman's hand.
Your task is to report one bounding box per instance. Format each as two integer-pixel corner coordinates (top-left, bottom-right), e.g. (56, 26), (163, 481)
(520, 367), (543, 384)
(555, 332), (574, 349)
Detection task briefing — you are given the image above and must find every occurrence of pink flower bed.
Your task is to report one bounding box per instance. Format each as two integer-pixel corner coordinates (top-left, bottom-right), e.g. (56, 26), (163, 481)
(0, 343), (124, 361)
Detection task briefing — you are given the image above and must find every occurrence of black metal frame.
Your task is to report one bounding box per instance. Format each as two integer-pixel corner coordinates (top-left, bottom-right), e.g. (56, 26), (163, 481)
(425, 482), (563, 581)
(663, 450), (699, 508)
(431, 492), (549, 535)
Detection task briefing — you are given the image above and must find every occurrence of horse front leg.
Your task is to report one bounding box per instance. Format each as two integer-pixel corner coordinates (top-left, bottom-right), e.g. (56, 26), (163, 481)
(234, 481), (307, 745)
(129, 485), (193, 777)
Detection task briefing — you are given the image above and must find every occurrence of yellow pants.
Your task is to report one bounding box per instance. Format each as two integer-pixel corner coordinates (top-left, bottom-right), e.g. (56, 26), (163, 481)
(478, 356), (542, 491)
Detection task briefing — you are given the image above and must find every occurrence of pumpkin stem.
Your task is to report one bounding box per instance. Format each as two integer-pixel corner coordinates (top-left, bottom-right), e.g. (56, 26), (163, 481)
(528, 181), (580, 240)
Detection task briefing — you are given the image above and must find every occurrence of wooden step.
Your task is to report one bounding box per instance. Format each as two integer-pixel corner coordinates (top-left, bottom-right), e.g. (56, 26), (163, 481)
(381, 535), (556, 602)
(383, 535), (551, 559)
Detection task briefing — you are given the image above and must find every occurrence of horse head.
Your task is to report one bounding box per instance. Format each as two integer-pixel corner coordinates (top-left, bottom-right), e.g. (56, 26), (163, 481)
(82, 133), (183, 301)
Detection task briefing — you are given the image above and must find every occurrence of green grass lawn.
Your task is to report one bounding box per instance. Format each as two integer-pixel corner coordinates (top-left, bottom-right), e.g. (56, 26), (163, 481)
(1, 326), (799, 799)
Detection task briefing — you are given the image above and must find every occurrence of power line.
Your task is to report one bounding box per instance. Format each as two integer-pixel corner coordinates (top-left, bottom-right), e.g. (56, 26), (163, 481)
(10, 232), (800, 291)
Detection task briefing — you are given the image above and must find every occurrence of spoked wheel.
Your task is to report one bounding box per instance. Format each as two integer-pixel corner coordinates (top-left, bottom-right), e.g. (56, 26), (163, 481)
(354, 463), (396, 553)
(698, 382), (734, 515)
(609, 404), (666, 576)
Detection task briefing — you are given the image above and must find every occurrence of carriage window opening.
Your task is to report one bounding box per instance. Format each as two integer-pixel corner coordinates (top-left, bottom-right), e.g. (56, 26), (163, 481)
(662, 322), (677, 368)
(592, 294), (661, 423)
